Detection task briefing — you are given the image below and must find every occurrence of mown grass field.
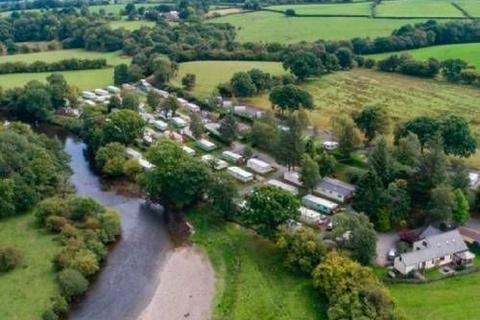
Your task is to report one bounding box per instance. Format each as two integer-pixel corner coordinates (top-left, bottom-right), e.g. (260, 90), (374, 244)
(188, 207), (326, 320)
(376, 0), (464, 17)
(267, 2), (372, 15)
(172, 60), (286, 98)
(210, 11), (425, 42)
(456, 0), (480, 17)
(0, 49), (130, 90)
(389, 272), (480, 320)
(0, 213), (61, 320)
(368, 43), (480, 69)
(109, 19), (156, 30)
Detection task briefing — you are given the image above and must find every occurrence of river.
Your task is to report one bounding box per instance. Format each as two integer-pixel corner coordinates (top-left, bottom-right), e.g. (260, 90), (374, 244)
(59, 135), (173, 320)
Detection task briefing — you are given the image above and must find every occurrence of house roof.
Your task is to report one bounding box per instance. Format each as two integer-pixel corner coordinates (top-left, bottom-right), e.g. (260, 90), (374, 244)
(399, 230), (468, 266)
(419, 225), (442, 239)
(316, 177), (356, 197)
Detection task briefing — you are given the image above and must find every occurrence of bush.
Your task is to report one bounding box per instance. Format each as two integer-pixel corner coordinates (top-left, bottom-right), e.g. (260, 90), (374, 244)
(0, 247), (22, 272)
(46, 216), (69, 233)
(70, 249), (100, 277)
(42, 309), (58, 320)
(123, 159), (141, 178)
(57, 268), (89, 300)
(100, 209), (121, 243)
(51, 295), (68, 317)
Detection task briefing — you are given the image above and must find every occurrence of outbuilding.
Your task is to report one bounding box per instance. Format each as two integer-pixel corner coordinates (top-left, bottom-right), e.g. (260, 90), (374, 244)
(247, 158), (272, 174)
(227, 166), (254, 183)
(196, 139), (217, 151)
(301, 194), (339, 215)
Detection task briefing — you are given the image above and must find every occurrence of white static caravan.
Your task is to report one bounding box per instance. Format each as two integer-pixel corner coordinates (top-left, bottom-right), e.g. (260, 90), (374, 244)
(182, 145), (196, 156)
(266, 179), (299, 195)
(94, 89), (109, 96)
(221, 151), (243, 164)
(227, 166), (254, 183)
(196, 139), (217, 152)
(247, 158), (272, 174)
(201, 155), (228, 171)
(172, 117), (187, 128)
(82, 91), (96, 100)
(302, 194), (339, 215)
(177, 97), (188, 105)
(283, 171), (302, 187)
(107, 85), (121, 94)
(153, 120), (168, 132)
(83, 100), (96, 107)
(186, 102), (200, 113)
(299, 206), (327, 226)
(125, 147), (142, 160)
(138, 158), (154, 170)
(323, 141), (338, 151)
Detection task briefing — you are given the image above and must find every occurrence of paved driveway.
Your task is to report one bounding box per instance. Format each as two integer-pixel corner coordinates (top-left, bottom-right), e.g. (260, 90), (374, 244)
(376, 232), (399, 266)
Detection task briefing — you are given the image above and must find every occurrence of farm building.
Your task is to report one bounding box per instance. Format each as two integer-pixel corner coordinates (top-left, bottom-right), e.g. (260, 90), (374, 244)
(247, 158), (272, 174)
(227, 166), (254, 183)
(153, 120), (168, 131)
(299, 207), (327, 226)
(201, 155), (228, 171)
(172, 117), (187, 128)
(314, 177), (356, 203)
(301, 194), (339, 215)
(266, 179), (298, 195)
(221, 151), (243, 163)
(182, 145), (196, 156)
(196, 139), (217, 151)
(394, 229), (475, 275)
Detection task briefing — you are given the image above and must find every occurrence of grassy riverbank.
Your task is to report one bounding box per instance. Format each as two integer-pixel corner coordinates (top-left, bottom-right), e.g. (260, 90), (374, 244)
(0, 212), (61, 319)
(188, 207), (326, 320)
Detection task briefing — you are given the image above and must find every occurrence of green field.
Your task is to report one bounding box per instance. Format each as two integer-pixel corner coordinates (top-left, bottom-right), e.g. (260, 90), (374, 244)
(369, 43), (480, 69)
(109, 19), (156, 30)
(456, 0), (480, 17)
(0, 49), (130, 90)
(189, 207), (326, 320)
(172, 60), (287, 98)
(376, 0), (464, 17)
(389, 272), (480, 319)
(267, 3), (372, 16)
(210, 11), (425, 42)
(0, 213), (61, 320)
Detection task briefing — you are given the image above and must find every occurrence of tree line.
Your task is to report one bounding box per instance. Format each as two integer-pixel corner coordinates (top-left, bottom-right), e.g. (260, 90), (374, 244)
(0, 58), (107, 74)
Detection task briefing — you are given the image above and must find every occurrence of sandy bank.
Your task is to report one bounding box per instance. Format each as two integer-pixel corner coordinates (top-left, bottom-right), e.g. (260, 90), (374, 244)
(138, 246), (215, 320)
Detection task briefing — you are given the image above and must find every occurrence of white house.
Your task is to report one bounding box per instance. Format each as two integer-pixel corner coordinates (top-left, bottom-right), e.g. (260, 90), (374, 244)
(266, 179), (299, 195)
(301, 194), (339, 215)
(227, 166), (254, 183)
(196, 139), (217, 151)
(247, 158), (272, 174)
(314, 177), (356, 203)
(221, 151), (243, 163)
(394, 229), (475, 275)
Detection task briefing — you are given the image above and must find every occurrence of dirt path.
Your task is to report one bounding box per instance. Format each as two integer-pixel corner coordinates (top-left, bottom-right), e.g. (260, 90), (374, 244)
(138, 246), (215, 320)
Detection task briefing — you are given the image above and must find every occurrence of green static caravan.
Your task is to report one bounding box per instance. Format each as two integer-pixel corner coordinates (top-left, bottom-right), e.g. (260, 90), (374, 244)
(301, 194), (339, 215)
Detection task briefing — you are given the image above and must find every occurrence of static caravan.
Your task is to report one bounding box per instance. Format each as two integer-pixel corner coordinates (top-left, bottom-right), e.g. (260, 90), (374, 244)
(126, 147), (142, 160)
(177, 97), (188, 105)
(196, 139), (217, 152)
(172, 117), (187, 128)
(299, 206), (327, 226)
(94, 89), (109, 96)
(186, 103), (200, 112)
(107, 85), (121, 94)
(301, 194), (339, 215)
(82, 91), (96, 100)
(247, 158), (272, 174)
(201, 155), (228, 171)
(314, 177), (356, 203)
(153, 120), (168, 132)
(227, 166), (254, 183)
(283, 171), (302, 187)
(83, 100), (96, 106)
(266, 179), (299, 195)
(323, 141), (338, 151)
(182, 145), (196, 156)
(139, 158), (154, 170)
(221, 151), (243, 163)
(152, 88), (168, 98)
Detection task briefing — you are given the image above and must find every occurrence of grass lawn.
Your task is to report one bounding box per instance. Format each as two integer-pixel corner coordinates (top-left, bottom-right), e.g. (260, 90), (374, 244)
(376, 0), (464, 17)
(188, 207), (326, 320)
(456, 0), (480, 17)
(109, 19), (156, 30)
(368, 43), (480, 69)
(266, 2), (372, 15)
(0, 49), (130, 90)
(210, 11), (426, 43)
(389, 272), (480, 320)
(172, 60), (286, 98)
(0, 213), (61, 320)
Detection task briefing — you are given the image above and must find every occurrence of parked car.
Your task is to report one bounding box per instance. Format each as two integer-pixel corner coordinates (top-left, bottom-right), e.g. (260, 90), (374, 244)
(387, 248), (397, 261)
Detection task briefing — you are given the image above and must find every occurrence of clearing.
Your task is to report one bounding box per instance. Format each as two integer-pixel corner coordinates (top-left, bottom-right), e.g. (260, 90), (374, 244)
(368, 43), (480, 69)
(172, 60), (286, 98)
(188, 207), (326, 320)
(376, 0), (465, 17)
(0, 49), (130, 90)
(210, 11), (425, 43)
(266, 3), (371, 16)
(0, 213), (61, 320)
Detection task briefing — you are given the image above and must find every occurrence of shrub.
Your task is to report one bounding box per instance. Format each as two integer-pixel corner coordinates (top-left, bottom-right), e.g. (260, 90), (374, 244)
(69, 197), (104, 222)
(123, 159), (141, 178)
(71, 249), (100, 277)
(57, 268), (89, 300)
(60, 224), (79, 239)
(35, 197), (67, 225)
(0, 247), (22, 272)
(46, 216), (69, 233)
(51, 295), (68, 317)
(100, 209), (121, 243)
(42, 309), (58, 320)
